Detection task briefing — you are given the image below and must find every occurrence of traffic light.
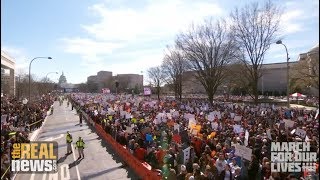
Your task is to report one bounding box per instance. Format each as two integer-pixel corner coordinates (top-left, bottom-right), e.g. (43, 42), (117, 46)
(115, 81), (119, 88)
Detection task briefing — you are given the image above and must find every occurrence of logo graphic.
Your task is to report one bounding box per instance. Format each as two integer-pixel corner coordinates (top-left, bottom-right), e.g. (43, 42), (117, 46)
(11, 141), (58, 173)
(271, 142), (317, 173)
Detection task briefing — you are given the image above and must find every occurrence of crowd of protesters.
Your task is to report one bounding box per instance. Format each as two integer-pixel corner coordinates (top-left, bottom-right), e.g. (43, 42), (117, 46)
(69, 93), (319, 180)
(0, 94), (55, 180)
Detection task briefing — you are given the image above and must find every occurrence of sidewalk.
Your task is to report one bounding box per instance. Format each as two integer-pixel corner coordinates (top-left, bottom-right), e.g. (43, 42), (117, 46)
(290, 104), (318, 110)
(28, 109), (51, 141)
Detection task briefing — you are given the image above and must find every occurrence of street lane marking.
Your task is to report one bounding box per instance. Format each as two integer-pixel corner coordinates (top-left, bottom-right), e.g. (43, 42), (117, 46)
(44, 134), (64, 141)
(71, 143), (81, 180)
(65, 109), (81, 180)
(30, 164), (71, 180)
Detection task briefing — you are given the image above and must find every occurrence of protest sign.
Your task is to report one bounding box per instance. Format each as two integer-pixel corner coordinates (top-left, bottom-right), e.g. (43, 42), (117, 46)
(126, 112), (131, 119)
(295, 128), (306, 138)
(305, 136), (310, 142)
(244, 130), (249, 146)
(188, 118), (196, 128)
(166, 113), (172, 120)
(126, 126), (133, 134)
(1, 115), (7, 123)
(211, 122), (218, 130)
(234, 116), (242, 121)
(233, 125), (244, 134)
(183, 147), (191, 164)
(235, 144), (252, 161)
(173, 111), (179, 118)
(174, 123), (180, 133)
(208, 114), (215, 121)
(191, 129), (198, 135)
(283, 119), (294, 128)
(266, 129), (272, 140)
(144, 87), (151, 96)
(230, 113), (235, 119)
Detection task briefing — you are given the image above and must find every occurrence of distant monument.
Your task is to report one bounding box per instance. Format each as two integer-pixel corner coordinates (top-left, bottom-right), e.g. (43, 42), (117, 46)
(58, 72), (67, 85)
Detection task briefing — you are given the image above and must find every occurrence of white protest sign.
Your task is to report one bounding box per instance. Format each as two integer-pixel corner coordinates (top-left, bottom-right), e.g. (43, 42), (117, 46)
(174, 124), (180, 133)
(295, 128), (306, 138)
(234, 116), (242, 121)
(208, 114), (215, 121)
(1, 115), (7, 123)
(120, 110), (126, 117)
(305, 136), (310, 142)
(244, 130), (249, 146)
(211, 122), (218, 130)
(233, 125), (244, 134)
(213, 111), (221, 119)
(173, 111), (179, 118)
(183, 147), (191, 164)
(167, 113), (172, 120)
(188, 118), (196, 128)
(184, 113), (195, 120)
(126, 126), (133, 134)
(235, 144), (252, 161)
(191, 129), (198, 135)
(283, 119), (294, 128)
(125, 113), (131, 120)
(230, 113), (235, 119)
(266, 129), (272, 140)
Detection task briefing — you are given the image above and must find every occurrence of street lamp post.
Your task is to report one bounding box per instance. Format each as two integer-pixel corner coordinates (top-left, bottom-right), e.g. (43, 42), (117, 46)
(29, 57), (52, 102)
(45, 72), (58, 94)
(276, 40), (290, 108)
(45, 72), (58, 81)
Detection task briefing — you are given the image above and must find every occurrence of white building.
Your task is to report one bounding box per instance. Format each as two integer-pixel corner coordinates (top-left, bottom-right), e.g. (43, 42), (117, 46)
(1, 50), (16, 96)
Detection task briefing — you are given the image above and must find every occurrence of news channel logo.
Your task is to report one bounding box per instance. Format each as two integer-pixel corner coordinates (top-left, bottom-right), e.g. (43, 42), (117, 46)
(11, 141), (58, 173)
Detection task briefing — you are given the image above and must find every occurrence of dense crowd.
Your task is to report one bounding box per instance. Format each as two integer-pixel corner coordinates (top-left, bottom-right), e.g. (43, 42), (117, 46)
(69, 93), (319, 180)
(0, 94), (54, 180)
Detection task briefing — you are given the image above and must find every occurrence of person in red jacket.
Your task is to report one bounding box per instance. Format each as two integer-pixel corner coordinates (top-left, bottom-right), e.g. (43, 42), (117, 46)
(156, 146), (166, 167)
(193, 137), (202, 157)
(134, 144), (147, 161)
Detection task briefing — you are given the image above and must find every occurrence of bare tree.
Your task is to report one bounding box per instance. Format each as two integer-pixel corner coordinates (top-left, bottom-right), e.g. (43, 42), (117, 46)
(175, 19), (239, 106)
(230, 0), (282, 103)
(162, 46), (187, 101)
(87, 81), (98, 93)
(224, 62), (250, 95)
(147, 66), (165, 100)
(77, 83), (89, 92)
(116, 75), (131, 92)
(290, 50), (319, 91)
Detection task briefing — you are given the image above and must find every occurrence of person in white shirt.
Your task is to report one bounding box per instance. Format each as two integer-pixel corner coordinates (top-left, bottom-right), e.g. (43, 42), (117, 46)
(215, 153), (228, 175)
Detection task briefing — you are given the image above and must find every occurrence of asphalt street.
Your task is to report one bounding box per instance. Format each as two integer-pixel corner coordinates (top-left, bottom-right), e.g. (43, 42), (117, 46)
(14, 100), (138, 180)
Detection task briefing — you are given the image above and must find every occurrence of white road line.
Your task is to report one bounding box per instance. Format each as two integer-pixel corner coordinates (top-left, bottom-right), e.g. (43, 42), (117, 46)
(66, 108), (81, 180)
(71, 144), (81, 180)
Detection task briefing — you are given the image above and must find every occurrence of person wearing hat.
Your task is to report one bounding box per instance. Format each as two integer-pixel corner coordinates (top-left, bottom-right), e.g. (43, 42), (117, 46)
(65, 131), (73, 155)
(75, 137), (85, 159)
(177, 165), (187, 180)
